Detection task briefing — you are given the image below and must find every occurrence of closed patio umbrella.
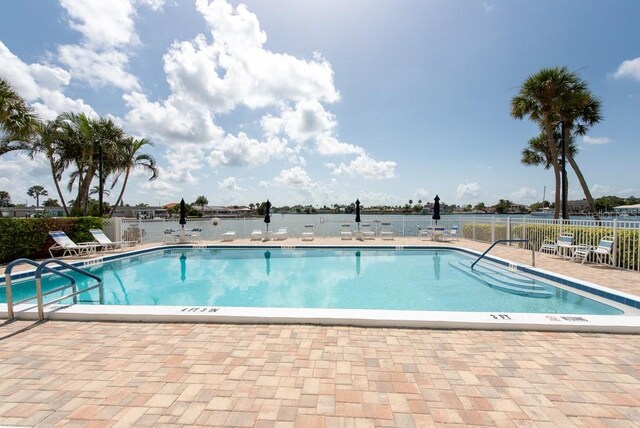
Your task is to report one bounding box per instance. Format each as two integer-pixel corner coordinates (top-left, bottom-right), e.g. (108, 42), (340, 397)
(355, 199), (361, 231)
(432, 195), (441, 225)
(179, 198), (187, 228)
(264, 199), (271, 233)
(178, 198), (187, 243)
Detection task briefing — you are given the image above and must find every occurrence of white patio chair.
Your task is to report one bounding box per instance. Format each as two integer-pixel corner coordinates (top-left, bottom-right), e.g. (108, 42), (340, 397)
(444, 225), (459, 241)
(381, 222), (394, 240)
(360, 223), (375, 240)
(250, 230), (263, 241)
(591, 236), (615, 266)
(301, 224), (315, 241)
(540, 233), (574, 256)
(340, 224), (352, 240)
(417, 226), (431, 240)
(570, 244), (592, 264)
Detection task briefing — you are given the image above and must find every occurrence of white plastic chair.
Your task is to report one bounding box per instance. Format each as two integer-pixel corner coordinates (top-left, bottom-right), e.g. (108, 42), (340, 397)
(301, 224), (315, 241)
(250, 230), (263, 241)
(340, 224), (352, 240)
(444, 225), (459, 241)
(417, 226), (431, 240)
(540, 233), (574, 255)
(591, 236), (615, 265)
(360, 223), (375, 240)
(380, 222), (394, 240)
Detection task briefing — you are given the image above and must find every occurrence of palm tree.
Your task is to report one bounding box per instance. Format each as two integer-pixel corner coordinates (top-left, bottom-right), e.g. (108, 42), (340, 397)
(27, 185), (48, 207)
(512, 67), (602, 219)
(0, 77), (39, 142)
(109, 137), (158, 216)
(194, 196), (208, 216)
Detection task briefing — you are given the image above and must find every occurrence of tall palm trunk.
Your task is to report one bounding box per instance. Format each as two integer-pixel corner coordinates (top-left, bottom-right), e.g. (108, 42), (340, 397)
(542, 121), (561, 219)
(48, 156), (69, 216)
(567, 153), (599, 220)
(109, 168), (131, 217)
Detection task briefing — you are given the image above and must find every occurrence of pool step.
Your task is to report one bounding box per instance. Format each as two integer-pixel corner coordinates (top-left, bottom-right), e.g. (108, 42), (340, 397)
(458, 260), (536, 287)
(449, 261), (553, 299)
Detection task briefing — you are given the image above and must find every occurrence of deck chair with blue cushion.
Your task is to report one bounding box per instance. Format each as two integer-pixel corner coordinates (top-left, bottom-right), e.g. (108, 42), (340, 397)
(540, 233), (574, 255)
(587, 236), (615, 266)
(90, 229), (136, 252)
(49, 231), (100, 257)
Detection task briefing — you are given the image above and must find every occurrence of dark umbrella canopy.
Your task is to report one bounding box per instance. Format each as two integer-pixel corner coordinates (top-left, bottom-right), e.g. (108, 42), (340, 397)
(432, 195), (441, 224)
(264, 199), (271, 232)
(355, 199), (361, 224)
(179, 198), (187, 227)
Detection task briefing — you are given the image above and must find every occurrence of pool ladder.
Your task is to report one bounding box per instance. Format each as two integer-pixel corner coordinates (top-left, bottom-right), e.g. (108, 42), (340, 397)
(3, 258), (103, 321)
(471, 239), (535, 270)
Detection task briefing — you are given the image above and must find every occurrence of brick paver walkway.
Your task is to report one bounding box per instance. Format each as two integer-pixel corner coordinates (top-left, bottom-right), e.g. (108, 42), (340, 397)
(1, 321), (639, 426)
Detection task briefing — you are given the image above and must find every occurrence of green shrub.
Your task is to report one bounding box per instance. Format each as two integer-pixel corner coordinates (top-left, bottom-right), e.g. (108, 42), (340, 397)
(0, 217), (103, 264)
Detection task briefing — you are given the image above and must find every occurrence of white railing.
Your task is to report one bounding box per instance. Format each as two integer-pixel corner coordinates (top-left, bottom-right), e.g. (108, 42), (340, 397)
(111, 215), (640, 271)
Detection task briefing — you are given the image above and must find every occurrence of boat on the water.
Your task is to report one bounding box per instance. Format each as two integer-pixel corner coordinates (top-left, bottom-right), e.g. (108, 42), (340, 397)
(531, 207), (554, 217)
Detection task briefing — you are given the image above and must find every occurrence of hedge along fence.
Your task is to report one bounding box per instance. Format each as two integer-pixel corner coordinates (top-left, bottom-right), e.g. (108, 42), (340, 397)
(462, 223), (640, 271)
(0, 217), (103, 264)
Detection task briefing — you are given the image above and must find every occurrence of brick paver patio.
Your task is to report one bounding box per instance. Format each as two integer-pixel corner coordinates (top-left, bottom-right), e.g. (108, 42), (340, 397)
(1, 238), (639, 426)
(1, 321), (639, 426)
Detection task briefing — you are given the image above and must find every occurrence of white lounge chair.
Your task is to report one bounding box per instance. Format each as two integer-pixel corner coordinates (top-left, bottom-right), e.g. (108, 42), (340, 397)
(221, 231), (236, 242)
(49, 231), (99, 258)
(540, 233), (574, 256)
(361, 223), (375, 240)
(90, 229), (135, 252)
(381, 222), (394, 240)
(340, 224), (352, 240)
(301, 224), (315, 241)
(250, 230), (263, 241)
(273, 228), (288, 241)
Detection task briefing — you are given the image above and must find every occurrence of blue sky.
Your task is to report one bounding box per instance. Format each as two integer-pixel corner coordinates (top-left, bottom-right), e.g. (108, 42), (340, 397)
(1, 0), (639, 208)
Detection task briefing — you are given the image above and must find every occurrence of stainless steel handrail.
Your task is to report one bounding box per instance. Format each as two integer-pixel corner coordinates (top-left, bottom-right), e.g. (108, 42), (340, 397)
(4, 258), (77, 320)
(471, 239), (535, 270)
(35, 259), (103, 320)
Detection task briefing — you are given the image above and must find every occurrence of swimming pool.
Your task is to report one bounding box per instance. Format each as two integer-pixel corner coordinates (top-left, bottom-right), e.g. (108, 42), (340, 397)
(2, 247), (639, 331)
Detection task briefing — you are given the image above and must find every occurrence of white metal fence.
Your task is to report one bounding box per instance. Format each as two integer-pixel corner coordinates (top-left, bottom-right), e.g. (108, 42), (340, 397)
(113, 215), (640, 271)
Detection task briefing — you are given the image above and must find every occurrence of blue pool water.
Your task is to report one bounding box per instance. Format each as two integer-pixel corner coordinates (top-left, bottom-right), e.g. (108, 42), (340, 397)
(1, 248), (623, 314)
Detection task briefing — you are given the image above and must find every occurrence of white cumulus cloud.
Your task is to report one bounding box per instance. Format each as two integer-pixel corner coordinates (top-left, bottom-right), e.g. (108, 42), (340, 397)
(218, 177), (243, 191)
(273, 167), (316, 189)
(507, 187), (538, 203)
(331, 154), (396, 180)
(457, 182), (481, 200)
(613, 57), (640, 81)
